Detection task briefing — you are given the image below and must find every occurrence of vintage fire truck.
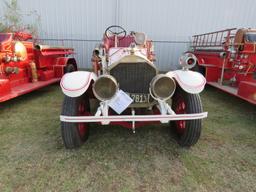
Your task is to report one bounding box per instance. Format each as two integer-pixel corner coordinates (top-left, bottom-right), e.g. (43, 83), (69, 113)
(0, 31), (77, 102)
(188, 28), (256, 105)
(60, 25), (208, 149)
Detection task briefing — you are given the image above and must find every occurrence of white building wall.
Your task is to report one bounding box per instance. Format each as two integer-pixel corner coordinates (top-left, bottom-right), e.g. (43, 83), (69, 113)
(1, 0), (256, 70)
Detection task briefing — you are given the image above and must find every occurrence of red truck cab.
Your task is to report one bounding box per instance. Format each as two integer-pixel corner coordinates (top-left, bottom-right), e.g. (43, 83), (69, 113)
(188, 28), (256, 104)
(0, 32), (77, 102)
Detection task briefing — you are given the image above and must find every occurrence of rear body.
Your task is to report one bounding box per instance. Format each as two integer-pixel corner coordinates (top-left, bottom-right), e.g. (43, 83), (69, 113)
(0, 32), (77, 102)
(188, 28), (256, 105)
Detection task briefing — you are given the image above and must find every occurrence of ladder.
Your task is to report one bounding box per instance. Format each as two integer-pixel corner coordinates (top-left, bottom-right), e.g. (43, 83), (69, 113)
(192, 28), (237, 50)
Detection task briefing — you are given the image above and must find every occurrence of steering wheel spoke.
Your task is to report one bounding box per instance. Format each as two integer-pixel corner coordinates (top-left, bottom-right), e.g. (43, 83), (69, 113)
(117, 31), (125, 35)
(104, 25), (127, 41)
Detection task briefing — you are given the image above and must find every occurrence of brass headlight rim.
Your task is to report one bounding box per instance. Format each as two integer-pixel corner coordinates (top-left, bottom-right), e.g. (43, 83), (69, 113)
(149, 74), (176, 101)
(92, 74), (119, 101)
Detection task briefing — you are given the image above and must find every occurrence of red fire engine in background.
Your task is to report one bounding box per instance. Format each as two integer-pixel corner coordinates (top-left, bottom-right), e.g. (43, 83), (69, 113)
(0, 31), (77, 102)
(188, 28), (256, 105)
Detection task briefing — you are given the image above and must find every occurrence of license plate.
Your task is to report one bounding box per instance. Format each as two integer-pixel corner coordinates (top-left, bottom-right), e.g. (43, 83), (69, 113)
(128, 93), (150, 103)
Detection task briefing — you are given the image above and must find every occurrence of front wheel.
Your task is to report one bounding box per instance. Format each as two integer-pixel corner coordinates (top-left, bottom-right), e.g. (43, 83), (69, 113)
(171, 86), (203, 147)
(64, 63), (76, 73)
(61, 94), (90, 149)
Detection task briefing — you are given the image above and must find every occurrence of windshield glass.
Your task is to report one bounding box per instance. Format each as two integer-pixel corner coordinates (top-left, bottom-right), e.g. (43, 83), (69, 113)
(0, 33), (11, 42)
(245, 32), (256, 42)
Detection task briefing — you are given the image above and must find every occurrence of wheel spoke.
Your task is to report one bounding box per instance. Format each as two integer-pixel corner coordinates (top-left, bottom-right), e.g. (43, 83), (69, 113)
(77, 100), (89, 138)
(181, 102), (185, 110)
(174, 94), (186, 134)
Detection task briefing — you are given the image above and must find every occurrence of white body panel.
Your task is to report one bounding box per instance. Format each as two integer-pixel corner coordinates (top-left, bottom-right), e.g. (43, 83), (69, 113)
(166, 70), (206, 94)
(60, 71), (97, 97)
(108, 47), (148, 65)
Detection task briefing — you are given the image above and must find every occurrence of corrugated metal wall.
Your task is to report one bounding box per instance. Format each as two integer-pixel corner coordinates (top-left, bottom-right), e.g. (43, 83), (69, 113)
(1, 0), (256, 70)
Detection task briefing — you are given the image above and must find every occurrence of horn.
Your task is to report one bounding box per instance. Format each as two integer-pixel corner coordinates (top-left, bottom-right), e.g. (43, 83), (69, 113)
(93, 75), (118, 101)
(150, 74), (176, 100)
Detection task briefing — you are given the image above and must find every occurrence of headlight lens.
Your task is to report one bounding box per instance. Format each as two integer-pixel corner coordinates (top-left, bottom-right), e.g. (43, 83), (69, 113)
(179, 53), (197, 69)
(14, 41), (27, 60)
(150, 74), (176, 100)
(93, 75), (118, 101)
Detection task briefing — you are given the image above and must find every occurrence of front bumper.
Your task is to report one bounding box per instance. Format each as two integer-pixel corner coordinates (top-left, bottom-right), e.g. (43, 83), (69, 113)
(60, 112), (208, 123)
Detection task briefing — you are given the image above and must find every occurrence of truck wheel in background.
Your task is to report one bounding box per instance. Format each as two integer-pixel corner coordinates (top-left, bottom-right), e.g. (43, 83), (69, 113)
(61, 94), (90, 149)
(64, 63), (76, 73)
(170, 86), (203, 147)
(192, 63), (206, 76)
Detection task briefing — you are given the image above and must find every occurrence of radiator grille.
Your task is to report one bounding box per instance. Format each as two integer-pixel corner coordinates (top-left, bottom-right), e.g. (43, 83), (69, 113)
(110, 62), (157, 93)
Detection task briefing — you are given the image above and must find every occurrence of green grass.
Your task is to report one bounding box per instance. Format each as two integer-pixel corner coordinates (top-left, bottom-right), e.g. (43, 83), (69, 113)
(0, 84), (255, 192)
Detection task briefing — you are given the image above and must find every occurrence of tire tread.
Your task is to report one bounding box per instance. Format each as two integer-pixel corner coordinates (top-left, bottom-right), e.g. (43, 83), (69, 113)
(172, 87), (203, 147)
(61, 95), (89, 149)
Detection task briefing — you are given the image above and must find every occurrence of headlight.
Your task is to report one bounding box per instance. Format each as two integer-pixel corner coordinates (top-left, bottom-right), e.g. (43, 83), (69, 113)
(93, 75), (118, 101)
(179, 53), (197, 69)
(14, 41), (27, 60)
(150, 74), (176, 100)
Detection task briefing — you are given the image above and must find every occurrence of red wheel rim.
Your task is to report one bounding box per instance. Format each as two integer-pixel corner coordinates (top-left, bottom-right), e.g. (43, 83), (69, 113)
(77, 101), (88, 138)
(174, 96), (186, 135)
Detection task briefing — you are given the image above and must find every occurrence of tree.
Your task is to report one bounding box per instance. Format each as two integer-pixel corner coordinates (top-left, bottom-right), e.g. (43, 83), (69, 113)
(0, 0), (41, 37)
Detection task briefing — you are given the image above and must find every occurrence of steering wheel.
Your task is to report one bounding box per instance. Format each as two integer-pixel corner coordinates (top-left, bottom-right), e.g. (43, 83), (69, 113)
(104, 25), (127, 40)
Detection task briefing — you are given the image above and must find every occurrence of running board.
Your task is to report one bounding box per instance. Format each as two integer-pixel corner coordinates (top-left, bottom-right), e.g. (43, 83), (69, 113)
(0, 78), (61, 102)
(60, 112), (208, 123)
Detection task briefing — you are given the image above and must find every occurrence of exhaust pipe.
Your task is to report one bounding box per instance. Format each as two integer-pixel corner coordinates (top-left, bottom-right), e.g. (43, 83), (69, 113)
(93, 75), (118, 101)
(179, 53), (197, 69)
(150, 74), (176, 101)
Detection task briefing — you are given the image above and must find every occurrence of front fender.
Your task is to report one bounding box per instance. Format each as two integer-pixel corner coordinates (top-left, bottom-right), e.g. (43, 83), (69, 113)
(166, 70), (206, 94)
(60, 71), (97, 97)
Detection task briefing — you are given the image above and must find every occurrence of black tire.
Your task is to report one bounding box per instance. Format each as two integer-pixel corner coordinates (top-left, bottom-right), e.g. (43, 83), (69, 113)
(171, 86), (203, 147)
(192, 63), (206, 76)
(61, 94), (90, 149)
(64, 63), (76, 73)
